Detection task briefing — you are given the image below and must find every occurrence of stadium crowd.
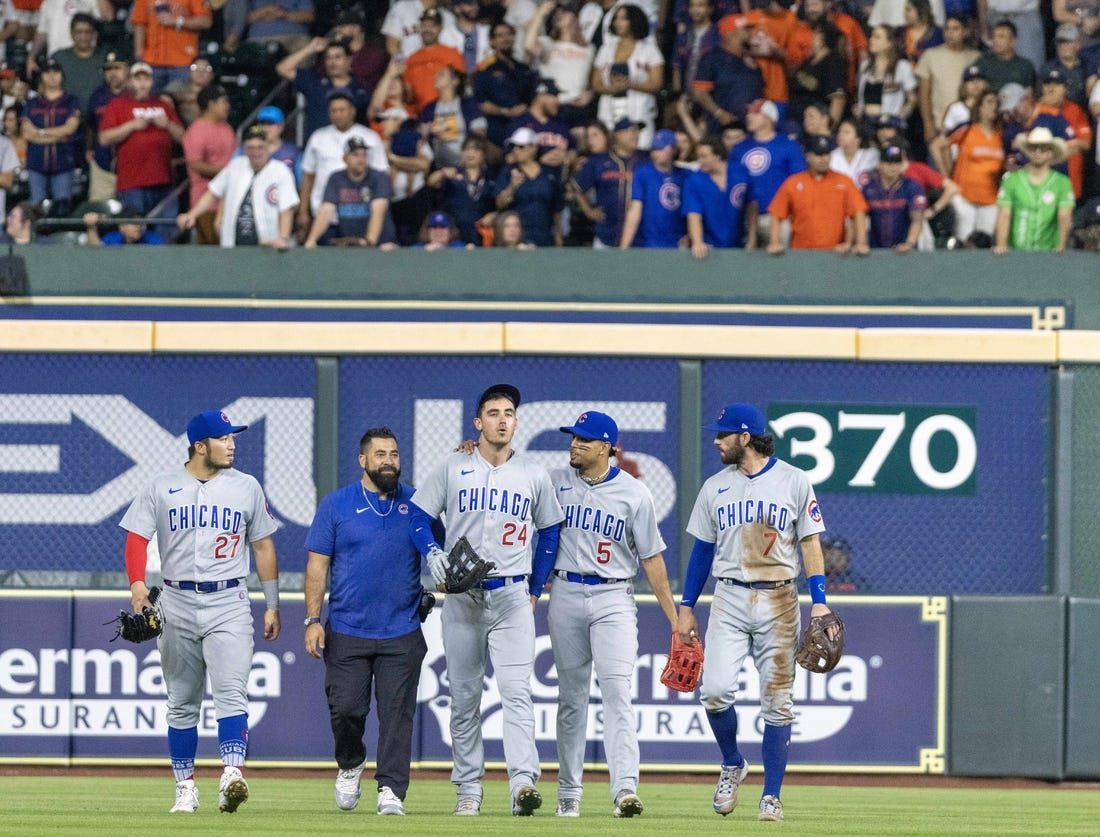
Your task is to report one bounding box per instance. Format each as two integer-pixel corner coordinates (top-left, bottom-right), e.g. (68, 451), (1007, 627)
(1, 0), (1100, 252)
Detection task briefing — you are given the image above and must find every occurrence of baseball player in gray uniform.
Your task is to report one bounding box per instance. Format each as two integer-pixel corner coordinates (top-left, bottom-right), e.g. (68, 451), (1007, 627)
(676, 402), (833, 823)
(120, 410), (282, 815)
(541, 411), (678, 819)
(408, 383), (565, 817)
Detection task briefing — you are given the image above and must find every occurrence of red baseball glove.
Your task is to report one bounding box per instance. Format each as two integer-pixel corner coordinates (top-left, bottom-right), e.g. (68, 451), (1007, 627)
(660, 633), (704, 693)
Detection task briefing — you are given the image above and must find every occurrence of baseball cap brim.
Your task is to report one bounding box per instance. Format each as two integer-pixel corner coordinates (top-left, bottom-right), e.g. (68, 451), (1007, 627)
(477, 383), (521, 411)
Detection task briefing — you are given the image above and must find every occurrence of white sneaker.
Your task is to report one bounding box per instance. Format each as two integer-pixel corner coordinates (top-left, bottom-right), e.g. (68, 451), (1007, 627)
(335, 760), (367, 811)
(555, 798), (580, 817)
(758, 794), (784, 821)
(713, 760), (749, 816)
(613, 790), (643, 818)
(169, 779), (198, 813)
(377, 786), (405, 815)
(454, 796), (481, 816)
(218, 767), (249, 813)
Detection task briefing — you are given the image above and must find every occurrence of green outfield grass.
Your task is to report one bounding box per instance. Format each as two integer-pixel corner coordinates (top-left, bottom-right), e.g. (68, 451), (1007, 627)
(2, 776), (1098, 836)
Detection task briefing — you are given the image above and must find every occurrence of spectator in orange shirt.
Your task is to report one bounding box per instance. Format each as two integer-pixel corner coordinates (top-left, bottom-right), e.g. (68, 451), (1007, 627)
(767, 133), (869, 253)
(404, 8), (465, 114)
(947, 90), (1004, 244)
(131, 0), (212, 92)
(739, 0), (809, 119)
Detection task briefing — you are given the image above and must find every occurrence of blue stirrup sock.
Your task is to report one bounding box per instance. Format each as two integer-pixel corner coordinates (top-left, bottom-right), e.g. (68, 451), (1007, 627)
(168, 725), (197, 782)
(218, 713), (249, 768)
(706, 706), (744, 769)
(761, 722), (792, 798)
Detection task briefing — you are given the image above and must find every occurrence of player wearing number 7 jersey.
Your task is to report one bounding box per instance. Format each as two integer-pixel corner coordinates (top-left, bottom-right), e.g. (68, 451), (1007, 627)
(677, 402), (832, 823)
(408, 384), (565, 817)
(536, 411), (678, 819)
(119, 409), (282, 815)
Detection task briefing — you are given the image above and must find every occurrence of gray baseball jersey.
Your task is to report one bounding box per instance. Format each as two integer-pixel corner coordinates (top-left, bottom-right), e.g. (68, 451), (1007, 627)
(686, 459), (824, 581)
(411, 449), (565, 575)
(120, 465), (278, 581)
(550, 467), (666, 576)
(548, 466), (666, 806)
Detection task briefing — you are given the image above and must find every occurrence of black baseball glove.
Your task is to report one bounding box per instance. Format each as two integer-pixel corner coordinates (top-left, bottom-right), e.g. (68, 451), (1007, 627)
(427, 536), (497, 593)
(107, 586), (164, 643)
(796, 610), (845, 673)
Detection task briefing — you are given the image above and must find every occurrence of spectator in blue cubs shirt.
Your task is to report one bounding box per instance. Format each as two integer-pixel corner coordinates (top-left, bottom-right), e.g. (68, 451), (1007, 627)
(860, 141), (928, 252)
(83, 206), (165, 246)
(620, 129), (689, 248)
(492, 125), (563, 247)
(730, 98), (807, 250)
(571, 117), (648, 248)
(683, 135), (750, 258)
(303, 135), (393, 248)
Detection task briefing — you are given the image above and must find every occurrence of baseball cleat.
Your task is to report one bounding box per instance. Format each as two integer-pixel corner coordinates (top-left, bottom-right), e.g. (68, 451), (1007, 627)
(377, 786), (405, 815)
(613, 790), (643, 818)
(758, 795), (784, 821)
(334, 759), (367, 810)
(713, 759), (749, 816)
(512, 785), (542, 816)
(555, 798), (580, 817)
(218, 767), (249, 813)
(454, 796), (481, 816)
(169, 779), (198, 813)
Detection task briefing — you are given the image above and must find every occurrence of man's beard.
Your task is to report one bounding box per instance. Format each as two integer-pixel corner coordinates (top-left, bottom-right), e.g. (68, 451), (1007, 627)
(720, 441), (745, 466)
(369, 466), (401, 494)
(204, 451), (231, 471)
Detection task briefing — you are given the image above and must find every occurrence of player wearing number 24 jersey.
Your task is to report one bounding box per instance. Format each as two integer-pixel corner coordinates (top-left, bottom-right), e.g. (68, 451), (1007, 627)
(409, 384), (564, 817)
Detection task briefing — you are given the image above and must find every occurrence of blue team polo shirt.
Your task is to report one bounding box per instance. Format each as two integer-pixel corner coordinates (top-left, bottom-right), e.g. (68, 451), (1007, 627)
(730, 134), (807, 214)
(681, 161), (750, 248)
(630, 161), (689, 247)
(304, 481), (422, 640)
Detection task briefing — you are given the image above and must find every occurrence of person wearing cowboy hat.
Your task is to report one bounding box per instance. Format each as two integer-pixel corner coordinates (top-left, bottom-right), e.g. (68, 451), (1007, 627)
(993, 126), (1075, 253)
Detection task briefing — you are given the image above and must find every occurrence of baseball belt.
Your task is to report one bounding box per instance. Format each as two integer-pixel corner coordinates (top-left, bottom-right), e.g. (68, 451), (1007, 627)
(478, 575), (527, 591)
(163, 578), (244, 593)
(718, 578), (794, 590)
(554, 570), (629, 585)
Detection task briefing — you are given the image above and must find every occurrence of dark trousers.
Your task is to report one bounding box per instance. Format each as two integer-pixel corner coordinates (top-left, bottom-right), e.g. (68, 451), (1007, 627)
(324, 625), (427, 799)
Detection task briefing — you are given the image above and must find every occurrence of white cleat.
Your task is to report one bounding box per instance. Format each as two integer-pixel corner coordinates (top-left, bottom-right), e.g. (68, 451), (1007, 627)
(454, 796), (481, 816)
(758, 794), (784, 821)
(335, 760), (367, 811)
(169, 779), (198, 813)
(218, 767), (249, 813)
(555, 798), (580, 817)
(713, 760), (749, 816)
(377, 786), (405, 815)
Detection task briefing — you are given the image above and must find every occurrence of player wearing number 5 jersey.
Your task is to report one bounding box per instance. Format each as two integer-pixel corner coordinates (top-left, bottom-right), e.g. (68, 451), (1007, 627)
(119, 410), (282, 815)
(409, 383), (565, 817)
(677, 402), (833, 823)
(539, 411), (677, 819)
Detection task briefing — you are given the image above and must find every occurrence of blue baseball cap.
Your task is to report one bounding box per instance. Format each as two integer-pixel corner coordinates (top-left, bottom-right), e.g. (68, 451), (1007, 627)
(257, 105), (284, 124)
(560, 411), (619, 446)
(651, 129), (677, 150)
(187, 410), (248, 444)
(427, 212), (451, 228)
(703, 403), (767, 435)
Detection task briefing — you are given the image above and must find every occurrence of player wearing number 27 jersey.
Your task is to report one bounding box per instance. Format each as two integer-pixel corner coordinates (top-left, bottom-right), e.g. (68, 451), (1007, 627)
(539, 410), (677, 819)
(409, 384), (564, 818)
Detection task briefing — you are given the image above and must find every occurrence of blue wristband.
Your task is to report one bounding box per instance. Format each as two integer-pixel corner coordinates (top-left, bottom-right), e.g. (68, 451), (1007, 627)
(808, 574), (826, 605)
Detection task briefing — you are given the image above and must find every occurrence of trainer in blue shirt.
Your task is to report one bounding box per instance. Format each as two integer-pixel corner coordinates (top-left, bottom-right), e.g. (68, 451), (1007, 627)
(730, 99), (806, 248)
(683, 135), (750, 255)
(304, 426), (432, 815)
(620, 129), (689, 248)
